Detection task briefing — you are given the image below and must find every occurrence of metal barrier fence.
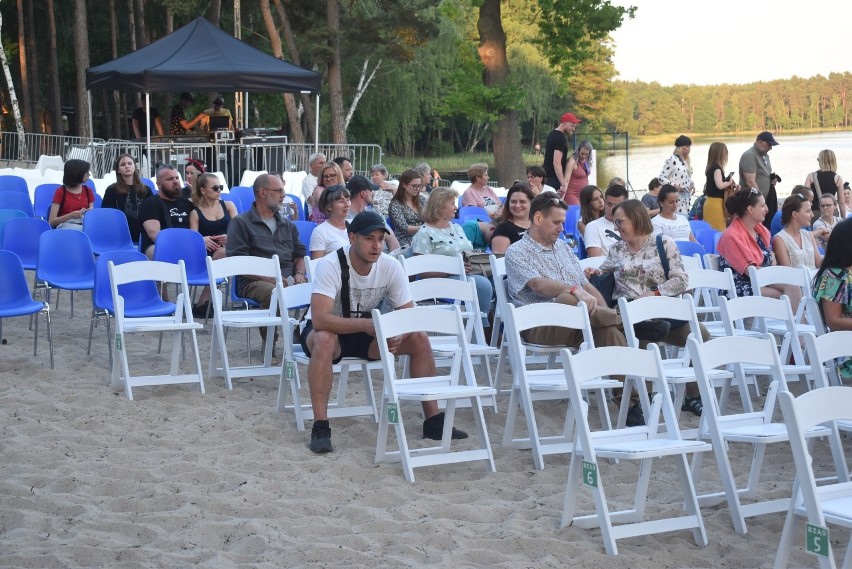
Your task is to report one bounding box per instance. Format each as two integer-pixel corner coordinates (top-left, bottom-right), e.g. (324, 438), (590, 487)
(0, 131), (107, 168)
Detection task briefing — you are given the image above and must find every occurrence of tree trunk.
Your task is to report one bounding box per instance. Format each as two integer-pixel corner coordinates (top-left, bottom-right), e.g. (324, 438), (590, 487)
(74, 0), (91, 138)
(135, 0), (149, 47)
(259, 0), (304, 143)
(25, 0), (39, 131)
(206, 0), (222, 26)
(109, 0), (121, 138)
(165, 4), (173, 34)
(326, 0), (345, 144)
(47, 0), (63, 135)
(0, 11), (27, 158)
(477, 0), (524, 187)
(272, 0), (316, 141)
(16, 0), (30, 131)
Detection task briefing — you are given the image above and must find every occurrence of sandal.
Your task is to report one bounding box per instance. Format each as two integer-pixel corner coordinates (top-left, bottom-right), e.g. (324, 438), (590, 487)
(681, 396), (703, 417)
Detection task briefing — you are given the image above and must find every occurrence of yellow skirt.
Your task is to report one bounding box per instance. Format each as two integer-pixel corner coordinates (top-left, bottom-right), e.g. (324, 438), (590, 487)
(703, 197), (726, 231)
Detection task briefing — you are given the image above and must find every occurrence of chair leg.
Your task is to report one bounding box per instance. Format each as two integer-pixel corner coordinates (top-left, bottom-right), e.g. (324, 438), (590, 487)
(87, 308), (96, 355)
(674, 454), (709, 548)
(45, 309), (54, 369)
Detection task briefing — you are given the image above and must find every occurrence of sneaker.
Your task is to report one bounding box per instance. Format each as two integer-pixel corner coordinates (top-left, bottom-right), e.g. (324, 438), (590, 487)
(633, 319), (671, 342)
(626, 403), (645, 427)
(192, 301), (212, 319)
(309, 420), (333, 453)
(681, 396), (703, 417)
(422, 412), (468, 440)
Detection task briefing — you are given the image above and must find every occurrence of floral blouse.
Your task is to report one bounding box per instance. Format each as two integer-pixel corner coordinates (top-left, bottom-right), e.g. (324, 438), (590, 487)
(658, 154), (695, 216)
(598, 234), (688, 300)
(388, 195), (427, 248)
(372, 189), (394, 219)
(813, 267), (852, 380)
(411, 223), (473, 256)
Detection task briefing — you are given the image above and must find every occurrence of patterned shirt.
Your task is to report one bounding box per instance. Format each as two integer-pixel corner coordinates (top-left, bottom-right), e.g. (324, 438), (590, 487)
(505, 233), (587, 307)
(371, 189), (394, 219)
(598, 234), (688, 300)
(411, 223), (473, 256)
(813, 267), (852, 380)
(388, 195), (427, 248)
(658, 154), (694, 215)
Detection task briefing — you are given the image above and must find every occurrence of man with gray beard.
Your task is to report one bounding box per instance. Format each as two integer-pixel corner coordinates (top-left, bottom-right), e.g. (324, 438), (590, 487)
(226, 173), (307, 310)
(139, 165), (196, 259)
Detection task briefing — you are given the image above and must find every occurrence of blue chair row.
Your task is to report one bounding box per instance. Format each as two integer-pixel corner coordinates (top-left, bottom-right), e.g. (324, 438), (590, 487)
(0, 174), (29, 194)
(0, 250), (54, 367)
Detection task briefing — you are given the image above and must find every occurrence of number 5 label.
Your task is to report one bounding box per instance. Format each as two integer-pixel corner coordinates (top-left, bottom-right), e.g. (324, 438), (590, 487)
(806, 523), (829, 558)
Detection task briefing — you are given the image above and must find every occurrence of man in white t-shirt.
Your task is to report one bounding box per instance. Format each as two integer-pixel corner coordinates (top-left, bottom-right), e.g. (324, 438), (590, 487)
(584, 184), (628, 257)
(300, 210), (467, 453)
(300, 152), (326, 217)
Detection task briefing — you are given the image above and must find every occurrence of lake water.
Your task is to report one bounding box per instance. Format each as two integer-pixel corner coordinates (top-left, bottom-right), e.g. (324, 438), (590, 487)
(595, 131), (852, 200)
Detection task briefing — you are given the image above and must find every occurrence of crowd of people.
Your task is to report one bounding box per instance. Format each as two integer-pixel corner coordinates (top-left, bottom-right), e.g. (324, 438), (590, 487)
(32, 113), (852, 454)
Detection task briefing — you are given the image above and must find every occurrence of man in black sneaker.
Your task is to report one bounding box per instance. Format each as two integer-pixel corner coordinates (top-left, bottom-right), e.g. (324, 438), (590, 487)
(300, 210), (467, 453)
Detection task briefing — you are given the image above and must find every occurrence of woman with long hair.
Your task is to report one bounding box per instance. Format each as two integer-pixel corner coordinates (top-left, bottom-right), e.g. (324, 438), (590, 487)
(651, 185), (697, 242)
(188, 172), (238, 318)
(805, 149), (846, 218)
(388, 169), (426, 250)
(812, 218), (852, 380)
(102, 153), (153, 242)
(310, 162), (345, 224)
(658, 135), (695, 216)
(564, 140), (593, 206)
(491, 181), (534, 254)
(703, 142), (738, 230)
(309, 185), (351, 259)
(48, 159), (95, 230)
(772, 192), (821, 270)
(577, 184), (604, 238)
(183, 157), (205, 200)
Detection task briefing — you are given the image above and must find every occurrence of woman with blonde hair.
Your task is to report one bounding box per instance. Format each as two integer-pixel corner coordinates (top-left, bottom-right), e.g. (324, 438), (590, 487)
(310, 162), (345, 224)
(564, 141), (593, 205)
(804, 149), (846, 218)
(703, 142), (738, 230)
(658, 135), (694, 216)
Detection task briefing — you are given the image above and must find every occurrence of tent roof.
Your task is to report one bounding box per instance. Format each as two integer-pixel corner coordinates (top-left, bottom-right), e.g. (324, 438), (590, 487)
(86, 17), (321, 94)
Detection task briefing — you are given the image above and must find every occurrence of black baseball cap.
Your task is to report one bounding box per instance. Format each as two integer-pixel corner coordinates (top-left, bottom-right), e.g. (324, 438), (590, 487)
(213, 96), (224, 105)
(347, 175), (378, 194)
(757, 131), (779, 146)
(347, 210), (389, 236)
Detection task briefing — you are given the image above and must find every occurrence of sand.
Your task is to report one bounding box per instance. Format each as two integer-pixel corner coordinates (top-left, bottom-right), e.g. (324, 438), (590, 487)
(0, 291), (844, 568)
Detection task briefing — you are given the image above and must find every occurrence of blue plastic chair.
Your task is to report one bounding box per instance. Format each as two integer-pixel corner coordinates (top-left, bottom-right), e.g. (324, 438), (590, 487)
(93, 193), (103, 208)
(82, 208), (137, 255)
(0, 192), (34, 217)
(0, 217), (51, 270)
(88, 251), (174, 366)
(220, 193), (244, 214)
(675, 240), (707, 268)
(142, 178), (157, 194)
(0, 174), (29, 195)
(694, 228), (719, 255)
(230, 186), (255, 211)
(293, 220), (316, 250)
(286, 193), (303, 220)
(458, 206), (489, 223)
(152, 228), (212, 288)
(36, 230), (96, 318)
(0, 209), (28, 244)
(34, 184), (60, 220)
(0, 250), (54, 367)
(576, 233), (587, 260)
(689, 220), (712, 235)
(230, 275), (261, 310)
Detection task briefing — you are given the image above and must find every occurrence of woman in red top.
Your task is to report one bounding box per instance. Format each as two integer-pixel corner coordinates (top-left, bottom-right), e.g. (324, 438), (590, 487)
(48, 159), (95, 229)
(564, 141), (593, 205)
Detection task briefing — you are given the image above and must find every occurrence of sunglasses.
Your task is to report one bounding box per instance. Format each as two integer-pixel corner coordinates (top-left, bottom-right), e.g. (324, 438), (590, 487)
(207, 185), (224, 192)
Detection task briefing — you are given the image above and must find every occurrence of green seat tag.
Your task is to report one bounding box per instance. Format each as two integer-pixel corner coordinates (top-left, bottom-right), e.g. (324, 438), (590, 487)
(582, 460), (598, 487)
(115, 334), (122, 352)
(285, 361), (295, 381)
(387, 403), (399, 424)
(806, 523), (829, 557)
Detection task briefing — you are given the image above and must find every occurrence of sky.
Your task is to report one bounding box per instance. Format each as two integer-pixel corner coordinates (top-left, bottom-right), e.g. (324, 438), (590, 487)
(609, 0), (852, 86)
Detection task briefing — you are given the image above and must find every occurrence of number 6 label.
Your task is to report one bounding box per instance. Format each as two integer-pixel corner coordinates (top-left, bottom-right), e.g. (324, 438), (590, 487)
(582, 460), (598, 488)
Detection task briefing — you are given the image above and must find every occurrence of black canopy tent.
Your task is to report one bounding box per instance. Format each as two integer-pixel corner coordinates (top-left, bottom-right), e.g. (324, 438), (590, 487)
(86, 17), (322, 169)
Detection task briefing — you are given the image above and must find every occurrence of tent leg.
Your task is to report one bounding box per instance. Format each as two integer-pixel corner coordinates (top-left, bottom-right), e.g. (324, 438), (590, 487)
(314, 94), (320, 153)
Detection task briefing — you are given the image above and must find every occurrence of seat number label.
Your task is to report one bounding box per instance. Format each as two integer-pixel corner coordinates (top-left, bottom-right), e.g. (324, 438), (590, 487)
(285, 361), (295, 380)
(115, 334), (122, 352)
(806, 523), (829, 557)
(387, 403), (399, 424)
(582, 461), (598, 487)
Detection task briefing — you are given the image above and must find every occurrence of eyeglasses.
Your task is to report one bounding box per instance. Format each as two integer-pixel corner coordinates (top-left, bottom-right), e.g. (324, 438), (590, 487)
(322, 173), (337, 180)
(264, 187), (285, 194)
(207, 185), (224, 192)
(613, 218), (626, 228)
(821, 203), (836, 208)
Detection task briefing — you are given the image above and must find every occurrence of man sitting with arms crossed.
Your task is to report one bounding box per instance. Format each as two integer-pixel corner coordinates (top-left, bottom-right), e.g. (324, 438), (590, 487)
(505, 192), (647, 427)
(301, 210), (466, 453)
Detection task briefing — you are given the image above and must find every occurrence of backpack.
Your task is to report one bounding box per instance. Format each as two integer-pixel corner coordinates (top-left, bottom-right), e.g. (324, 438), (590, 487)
(689, 195), (706, 220)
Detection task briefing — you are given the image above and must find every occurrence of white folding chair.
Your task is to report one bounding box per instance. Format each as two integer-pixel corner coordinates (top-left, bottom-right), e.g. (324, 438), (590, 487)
(749, 265), (817, 332)
(274, 282), (381, 431)
(372, 305), (496, 483)
(239, 169), (267, 188)
(776, 386), (852, 569)
(803, 331), (852, 389)
(502, 302), (620, 469)
(400, 252), (466, 278)
(559, 345), (711, 555)
(680, 252), (703, 272)
(408, 277), (499, 409)
(206, 255), (287, 390)
(488, 254), (506, 348)
(109, 260), (204, 401)
(684, 267), (737, 339)
(617, 294), (733, 428)
(686, 334), (829, 534)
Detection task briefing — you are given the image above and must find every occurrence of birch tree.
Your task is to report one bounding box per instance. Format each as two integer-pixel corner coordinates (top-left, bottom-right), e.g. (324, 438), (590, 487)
(0, 11), (26, 158)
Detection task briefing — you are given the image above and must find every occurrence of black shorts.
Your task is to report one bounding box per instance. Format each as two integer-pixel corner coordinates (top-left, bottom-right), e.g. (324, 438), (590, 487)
(300, 321), (377, 364)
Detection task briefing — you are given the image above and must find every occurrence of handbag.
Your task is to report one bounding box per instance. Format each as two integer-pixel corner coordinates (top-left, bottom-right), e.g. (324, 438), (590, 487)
(463, 251), (500, 277)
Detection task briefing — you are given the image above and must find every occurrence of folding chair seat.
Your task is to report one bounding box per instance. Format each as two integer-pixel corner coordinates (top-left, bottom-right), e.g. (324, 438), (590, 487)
(686, 334), (832, 534)
(559, 345), (711, 555)
(502, 302), (621, 469)
(372, 305), (496, 482)
(35, 229), (95, 318)
(206, 255), (288, 390)
(0, 192), (35, 216)
(0, 250), (54, 368)
(82, 208), (137, 255)
(274, 282), (382, 431)
(109, 259), (204, 400)
(0, 217), (51, 270)
(776, 386), (852, 568)
(803, 330), (852, 389)
(749, 265), (819, 334)
(683, 267), (737, 339)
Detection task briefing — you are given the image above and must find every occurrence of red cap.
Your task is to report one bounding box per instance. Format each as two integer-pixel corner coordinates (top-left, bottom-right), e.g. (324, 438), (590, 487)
(560, 112), (581, 124)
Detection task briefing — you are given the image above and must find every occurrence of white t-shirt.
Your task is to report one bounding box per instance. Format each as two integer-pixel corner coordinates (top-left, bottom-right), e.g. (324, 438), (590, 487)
(300, 173), (318, 214)
(652, 213), (692, 241)
(309, 221), (349, 256)
(583, 216), (619, 255)
(307, 246), (411, 320)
